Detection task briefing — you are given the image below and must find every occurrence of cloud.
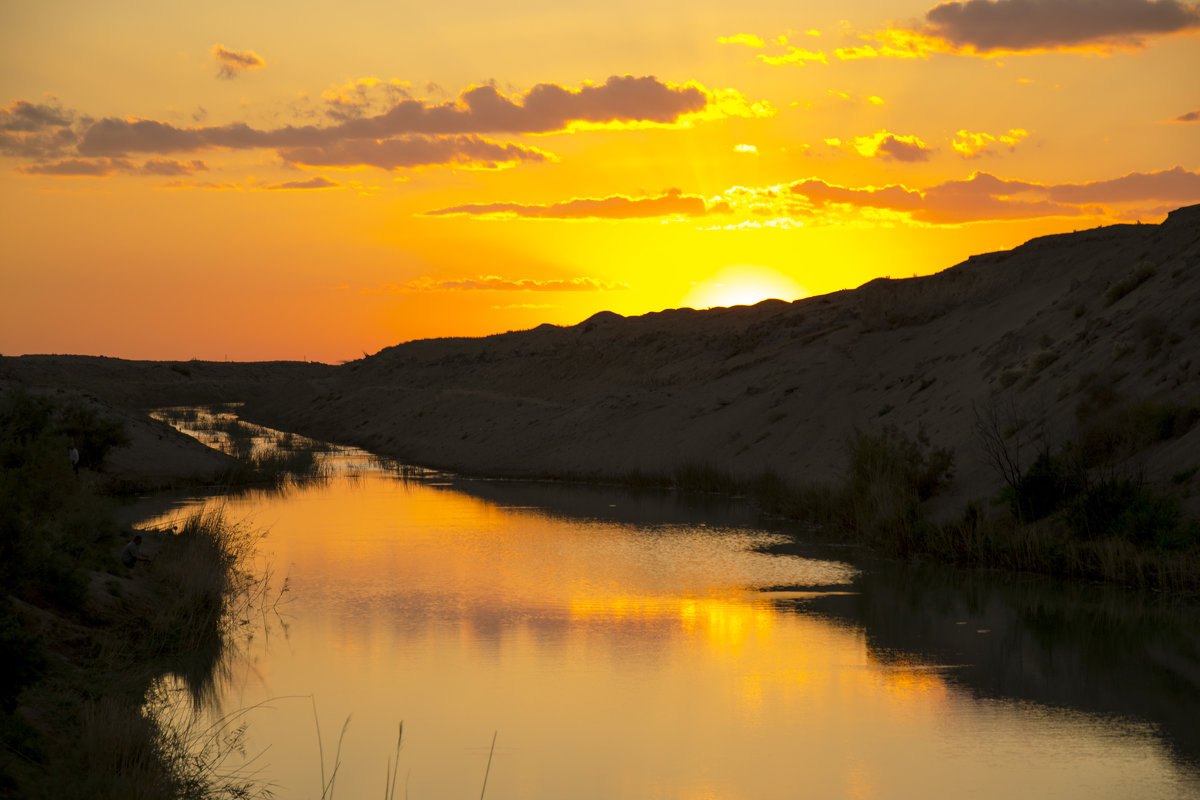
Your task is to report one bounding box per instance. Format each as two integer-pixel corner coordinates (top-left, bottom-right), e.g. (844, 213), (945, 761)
(952, 128), (1030, 157)
(17, 156), (208, 177)
(1042, 165), (1200, 202)
(19, 157), (134, 176)
(424, 189), (731, 219)
(851, 131), (934, 161)
(281, 136), (551, 170)
(5, 76), (735, 179)
(1172, 109), (1200, 122)
(790, 179), (927, 212)
(718, 34), (766, 47)
(212, 45), (265, 79)
(396, 276), (629, 292)
(921, 0), (1200, 53)
(759, 47), (829, 65)
(139, 158), (208, 176)
(0, 98), (72, 132)
(321, 78), (413, 120)
(262, 176), (339, 190)
(61, 75), (718, 175)
(158, 180), (241, 190)
(876, 135), (933, 162)
(0, 98), (78, 157)
(785, 167), (1200, 224)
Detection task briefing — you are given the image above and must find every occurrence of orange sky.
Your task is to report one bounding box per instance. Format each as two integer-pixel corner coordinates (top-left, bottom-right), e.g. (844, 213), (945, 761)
(3, 0), (1198, 362)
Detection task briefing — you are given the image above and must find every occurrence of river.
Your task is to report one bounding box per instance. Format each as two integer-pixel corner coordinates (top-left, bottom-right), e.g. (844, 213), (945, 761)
(133, 416), (1200, 799)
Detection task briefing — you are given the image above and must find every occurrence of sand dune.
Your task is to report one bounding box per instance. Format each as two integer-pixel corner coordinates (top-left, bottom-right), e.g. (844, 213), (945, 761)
(4, 204), (1199, 517)
(240, 203), (1200, 517)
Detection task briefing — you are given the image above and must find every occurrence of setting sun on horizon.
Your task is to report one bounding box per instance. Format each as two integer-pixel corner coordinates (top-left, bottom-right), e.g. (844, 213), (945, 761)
(683, 264), (810, 309)
(2, 0), (1198, 362)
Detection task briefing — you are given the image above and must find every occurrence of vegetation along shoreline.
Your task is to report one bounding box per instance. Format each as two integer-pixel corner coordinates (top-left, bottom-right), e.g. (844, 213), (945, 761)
(3, 205), (1199, 793)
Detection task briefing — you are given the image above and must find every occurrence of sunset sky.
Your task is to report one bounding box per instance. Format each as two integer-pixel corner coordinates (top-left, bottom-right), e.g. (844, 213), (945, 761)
(3, 0), (1198, 362)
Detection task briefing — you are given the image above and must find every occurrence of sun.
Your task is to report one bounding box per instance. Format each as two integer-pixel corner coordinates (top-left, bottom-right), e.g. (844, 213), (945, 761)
(681, 264), (809, 310)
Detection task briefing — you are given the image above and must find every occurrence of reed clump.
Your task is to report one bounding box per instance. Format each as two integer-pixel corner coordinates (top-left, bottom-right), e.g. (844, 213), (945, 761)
(156, 406), (332, 490)
(0, 389), (273, 798)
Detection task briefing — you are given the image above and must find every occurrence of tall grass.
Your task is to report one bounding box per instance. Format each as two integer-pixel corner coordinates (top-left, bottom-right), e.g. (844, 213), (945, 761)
(133, 511), (272, 708)
(155, 406), (332, 490)
(618, 421), (1200, 592)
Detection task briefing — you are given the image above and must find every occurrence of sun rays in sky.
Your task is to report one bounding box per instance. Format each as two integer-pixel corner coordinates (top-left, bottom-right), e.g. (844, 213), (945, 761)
(2, 0), (1198, 361)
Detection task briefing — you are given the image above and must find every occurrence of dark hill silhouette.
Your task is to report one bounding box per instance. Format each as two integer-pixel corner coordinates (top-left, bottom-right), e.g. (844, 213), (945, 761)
(238, 204), (1200, 517)
(4, 205), (1199, 517)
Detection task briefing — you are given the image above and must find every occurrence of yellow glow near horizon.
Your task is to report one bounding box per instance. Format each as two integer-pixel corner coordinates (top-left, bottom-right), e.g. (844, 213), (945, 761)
(682, 264), (809, 309)
(2, 1), (1198, 360)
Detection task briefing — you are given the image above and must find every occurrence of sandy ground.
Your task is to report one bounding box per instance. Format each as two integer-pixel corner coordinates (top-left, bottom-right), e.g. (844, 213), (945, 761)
(4, 204), (1199, 519)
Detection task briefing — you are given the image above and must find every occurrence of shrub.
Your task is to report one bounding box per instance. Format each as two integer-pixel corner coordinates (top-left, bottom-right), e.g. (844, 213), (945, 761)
(1104, 261), (1156, 306)
(1063, 478), (1194, 549)
(1135, 315), (1169, 358)
(58, 400), (131, 471)
(673, 462), (741, 494)
(0, 603), (46, 713)
(997, 368), (1022, 388)
(843, 426), (954, 544)
(1003, 451), (1080, 522)
(1029, 349), (1059, 374)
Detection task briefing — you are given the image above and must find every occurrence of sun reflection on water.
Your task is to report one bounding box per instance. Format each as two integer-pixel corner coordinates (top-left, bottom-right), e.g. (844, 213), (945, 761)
(132, 416), (1199, 800)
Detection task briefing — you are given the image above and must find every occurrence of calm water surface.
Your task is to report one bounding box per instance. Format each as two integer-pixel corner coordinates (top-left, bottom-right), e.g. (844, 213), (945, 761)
(135, 434), (1200, 799)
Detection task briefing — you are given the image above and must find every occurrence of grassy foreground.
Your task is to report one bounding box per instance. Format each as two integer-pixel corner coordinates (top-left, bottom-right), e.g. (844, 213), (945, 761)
(1, 389), (268, 799)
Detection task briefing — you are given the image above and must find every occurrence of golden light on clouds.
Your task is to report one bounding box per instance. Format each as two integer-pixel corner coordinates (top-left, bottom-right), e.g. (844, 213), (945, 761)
(2, 0), (1198, 360)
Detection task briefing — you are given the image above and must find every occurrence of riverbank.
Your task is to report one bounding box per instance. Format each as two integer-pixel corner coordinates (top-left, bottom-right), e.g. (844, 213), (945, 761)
(3, 205), (1199, 593)
(0, 388), (268, 799)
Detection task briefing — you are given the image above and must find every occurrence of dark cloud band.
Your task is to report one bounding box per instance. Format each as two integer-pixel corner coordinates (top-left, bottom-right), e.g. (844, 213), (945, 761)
(924, 0), (1200, 51)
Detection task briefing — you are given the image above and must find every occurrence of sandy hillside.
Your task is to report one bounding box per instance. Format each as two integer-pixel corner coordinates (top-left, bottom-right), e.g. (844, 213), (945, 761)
(4, 204), (1199, 517)
(237, 204), (1200, 516)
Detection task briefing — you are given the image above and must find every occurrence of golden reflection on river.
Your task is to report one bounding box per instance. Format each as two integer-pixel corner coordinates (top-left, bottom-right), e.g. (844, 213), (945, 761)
(142, 464), (1198, 800)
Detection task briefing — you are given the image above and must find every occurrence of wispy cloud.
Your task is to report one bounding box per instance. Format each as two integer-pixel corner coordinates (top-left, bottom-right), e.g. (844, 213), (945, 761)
(717, 33), (766, 47)
(19, 157), (133, 176)
(393, 276), (629, 292)
(321, 78), (413, 120)
(158, 179), (241, 190)
(212, 45), (265, 79)
(951, 128), (1030, 157)
(424, 189), (731, 219)
(760, 47), (829, 65)
(282, 136), (551, 171)
(262, 176), (339, 190)
(18, 156), (208, 176)
(784, 167), (1200, 223)
(139, 158), (208, 176)
(1172, 109), (1200, 122)
(850, 131), (934, 161)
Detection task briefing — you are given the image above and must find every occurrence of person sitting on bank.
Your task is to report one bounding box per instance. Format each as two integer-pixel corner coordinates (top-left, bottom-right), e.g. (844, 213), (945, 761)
(120, 535), (153, 568)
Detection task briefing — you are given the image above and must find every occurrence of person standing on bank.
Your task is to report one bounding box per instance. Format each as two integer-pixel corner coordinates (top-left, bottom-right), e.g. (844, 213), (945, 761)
(68, 439), (79, 475)
(121, 535), (152, 568)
